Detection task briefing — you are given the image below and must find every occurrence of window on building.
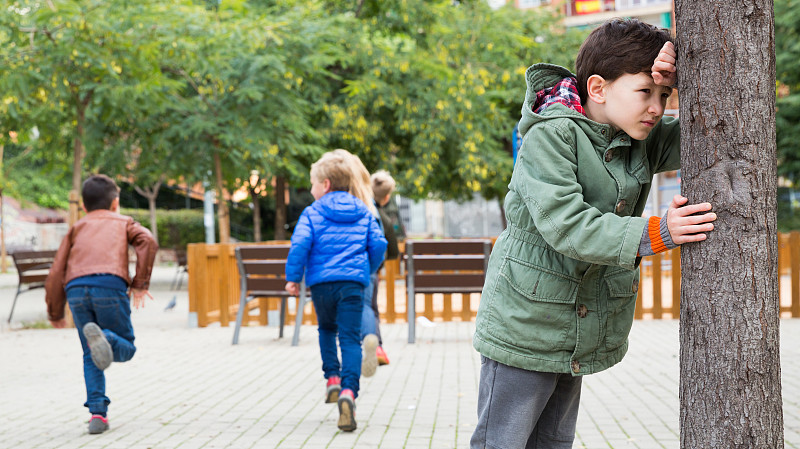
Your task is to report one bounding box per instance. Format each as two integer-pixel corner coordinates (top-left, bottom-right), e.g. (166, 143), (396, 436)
(615, 0), (671, 10)
(518, 0), (549, 8)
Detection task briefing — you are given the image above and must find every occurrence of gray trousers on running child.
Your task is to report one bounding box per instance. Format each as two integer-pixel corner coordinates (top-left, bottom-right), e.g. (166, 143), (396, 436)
(470, 356), (582, 449)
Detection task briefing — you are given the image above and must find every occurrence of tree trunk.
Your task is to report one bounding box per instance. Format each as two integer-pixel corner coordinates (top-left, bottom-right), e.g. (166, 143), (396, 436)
(251, 188), (262, 242)
(69, 104), (86, 227)
(213, 152), (230, 243)
(134, 178), (163, 244)
(675, 2), (783, 448)
(274, 175), (287, 240)
(69, 92), (92, 227)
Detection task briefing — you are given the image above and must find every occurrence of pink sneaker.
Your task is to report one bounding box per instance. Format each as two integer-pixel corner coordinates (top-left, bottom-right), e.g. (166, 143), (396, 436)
(376, 346), (390, 366)
(325, 376), (341, 403)
(88, 415), (109, 434)
(337, 389), (356, 432)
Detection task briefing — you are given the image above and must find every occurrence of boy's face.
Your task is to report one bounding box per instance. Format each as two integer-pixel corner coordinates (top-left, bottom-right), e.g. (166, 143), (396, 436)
(601, 72), (672, 140)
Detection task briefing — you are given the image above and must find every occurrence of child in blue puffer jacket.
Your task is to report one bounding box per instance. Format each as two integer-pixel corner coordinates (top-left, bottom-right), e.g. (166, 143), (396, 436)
(285, 149), (387, 432)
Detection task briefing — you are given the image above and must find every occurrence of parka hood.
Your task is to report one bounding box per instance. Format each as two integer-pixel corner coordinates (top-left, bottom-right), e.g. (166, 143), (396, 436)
(313, 191), (368, 224)
(519, 64), (615, 141)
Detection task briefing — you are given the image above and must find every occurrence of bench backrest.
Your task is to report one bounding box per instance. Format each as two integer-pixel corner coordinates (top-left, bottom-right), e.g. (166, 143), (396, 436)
(405, 239), (492, 294)
(235, 245), (296, 298)
(12, 250), (57, 287)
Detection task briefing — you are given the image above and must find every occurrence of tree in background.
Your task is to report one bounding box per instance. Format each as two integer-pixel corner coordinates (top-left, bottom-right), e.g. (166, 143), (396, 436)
(776, 0), (800, 182)
(0, 0), (175, 225)
(0, 0), (586, 242)
(676, 0), (783, 447)
(320, 0), (584, 213)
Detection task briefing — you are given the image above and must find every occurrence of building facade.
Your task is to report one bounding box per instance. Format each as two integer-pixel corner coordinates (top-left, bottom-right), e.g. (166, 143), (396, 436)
(495, 0), (674, 29)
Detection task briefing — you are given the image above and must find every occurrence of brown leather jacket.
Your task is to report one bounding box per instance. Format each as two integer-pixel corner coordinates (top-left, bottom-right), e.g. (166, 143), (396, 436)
(45, 210), (159, 320)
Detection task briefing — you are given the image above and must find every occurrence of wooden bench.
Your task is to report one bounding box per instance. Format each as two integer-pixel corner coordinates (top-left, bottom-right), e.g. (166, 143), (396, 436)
(231, 245), (310, 346)
(8, 250), (57, 323)
(405, 239), (492, 343)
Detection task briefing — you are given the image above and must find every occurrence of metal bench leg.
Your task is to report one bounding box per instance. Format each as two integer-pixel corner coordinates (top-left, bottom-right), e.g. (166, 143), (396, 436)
(7, 288), (21, 323)
(279, 297), (287, 339)
(407, 248), (416, 343)
(176, 269), (186, 290)
(407, 289), (415, 343)
(292, 282), (307, 346)
(232, 293), (249, 345)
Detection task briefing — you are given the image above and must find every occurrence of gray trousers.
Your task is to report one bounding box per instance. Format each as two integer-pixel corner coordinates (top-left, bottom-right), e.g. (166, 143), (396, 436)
(471, 356), (582, 449)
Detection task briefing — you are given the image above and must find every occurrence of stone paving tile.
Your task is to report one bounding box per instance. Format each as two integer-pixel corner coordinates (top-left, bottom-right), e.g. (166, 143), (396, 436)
(2, 268), (800, 448)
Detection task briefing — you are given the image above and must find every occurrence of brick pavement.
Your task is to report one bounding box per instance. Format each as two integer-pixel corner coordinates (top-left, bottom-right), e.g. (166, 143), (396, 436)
(1, 267), (799, 448)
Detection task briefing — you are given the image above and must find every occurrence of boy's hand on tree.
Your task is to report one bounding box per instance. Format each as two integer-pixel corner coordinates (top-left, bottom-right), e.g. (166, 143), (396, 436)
(131, 288), (154, 309)
(666, 195), (716, 244)
(285, 281), (299, 296)
(652, 41), (677, 86)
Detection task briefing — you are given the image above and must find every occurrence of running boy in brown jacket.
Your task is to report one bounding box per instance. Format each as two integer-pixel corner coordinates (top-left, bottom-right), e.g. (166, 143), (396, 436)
(45, 174), (158, 435)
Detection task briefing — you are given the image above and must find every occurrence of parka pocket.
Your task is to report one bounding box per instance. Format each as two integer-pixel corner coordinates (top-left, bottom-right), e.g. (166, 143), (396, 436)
(603, 268), (639, 352)
(501, 256), (580, 304)
(605, 268), (639, 299)
(488, 257), (579, 353)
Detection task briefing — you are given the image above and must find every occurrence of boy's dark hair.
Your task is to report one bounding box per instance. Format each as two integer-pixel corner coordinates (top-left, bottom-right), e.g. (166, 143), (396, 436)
(82, 174), (120, 212)
(575, 18), (673, 104)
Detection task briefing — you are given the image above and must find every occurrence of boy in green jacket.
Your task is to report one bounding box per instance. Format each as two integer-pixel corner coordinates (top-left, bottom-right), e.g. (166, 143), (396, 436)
(471, 18), (717, 448)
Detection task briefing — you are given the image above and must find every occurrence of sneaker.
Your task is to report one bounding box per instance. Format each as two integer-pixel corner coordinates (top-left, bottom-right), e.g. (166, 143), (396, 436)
(361, 334), (379, 377)
(87, 415), (109, 434)
(325, 376), (341, 404)
(337, 389), (356, 432)
(83, 323), (113, 371)
(376, 346), (390, 366)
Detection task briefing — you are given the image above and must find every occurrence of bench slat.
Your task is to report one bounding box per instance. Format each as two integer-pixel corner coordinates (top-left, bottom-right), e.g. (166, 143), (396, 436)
(245, 277), (289, 293)
(19, 274), (49, 284)
(408, 240), (488, 255)
(242, 261), (286, 276)
(12, 250), (57, 261)
(238, 246), (291, 261)
(408, 255), (486, 271)
(414, 273), (485, 290)
(14, 262), (53, 273)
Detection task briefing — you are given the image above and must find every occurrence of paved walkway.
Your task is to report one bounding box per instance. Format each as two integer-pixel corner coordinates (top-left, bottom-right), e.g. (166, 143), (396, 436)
(1, 266), (799, 448)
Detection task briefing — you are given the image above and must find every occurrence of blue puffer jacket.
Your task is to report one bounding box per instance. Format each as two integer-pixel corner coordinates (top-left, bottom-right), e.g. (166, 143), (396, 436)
(286, 191), (387, 287)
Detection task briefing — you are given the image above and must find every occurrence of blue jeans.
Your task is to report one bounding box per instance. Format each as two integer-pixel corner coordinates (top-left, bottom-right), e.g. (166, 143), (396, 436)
(471, 356), (582, 449)
(67, 286), (137, 415)
(310, 281), (364, 397)
(361, 273), (379, 340)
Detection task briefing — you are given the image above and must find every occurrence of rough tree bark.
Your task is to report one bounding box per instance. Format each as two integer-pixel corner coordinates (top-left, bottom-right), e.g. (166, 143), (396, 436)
(675, 1), (783, 448)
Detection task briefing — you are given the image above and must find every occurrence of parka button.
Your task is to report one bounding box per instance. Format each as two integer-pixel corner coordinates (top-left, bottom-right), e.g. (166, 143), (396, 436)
(632, 283), (639, 294)
(615, 200), (627, 213)
(601, 129), (606, 135)
(571, 360), (581, 373)
(577, 304), (588, 318)
(604, 150), (614, 162)
(620, 137), (627, 142)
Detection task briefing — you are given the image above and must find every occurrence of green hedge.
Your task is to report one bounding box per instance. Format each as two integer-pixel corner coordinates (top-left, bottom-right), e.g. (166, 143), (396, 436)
(122, 208), (208, 250)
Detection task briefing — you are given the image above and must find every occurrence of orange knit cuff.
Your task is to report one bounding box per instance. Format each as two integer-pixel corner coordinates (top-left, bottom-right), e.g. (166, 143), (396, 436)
(648, 216), (668, 253)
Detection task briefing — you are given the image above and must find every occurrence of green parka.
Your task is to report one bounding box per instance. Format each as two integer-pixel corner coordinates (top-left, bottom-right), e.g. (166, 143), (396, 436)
(473, 64), (680, 376)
